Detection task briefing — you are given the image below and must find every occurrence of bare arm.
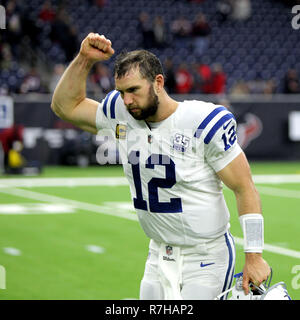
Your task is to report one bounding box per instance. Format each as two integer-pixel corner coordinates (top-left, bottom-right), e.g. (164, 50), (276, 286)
(217, 151), (261, 215)
(217, 152), (270, 294)
(51, 33), (115, 134)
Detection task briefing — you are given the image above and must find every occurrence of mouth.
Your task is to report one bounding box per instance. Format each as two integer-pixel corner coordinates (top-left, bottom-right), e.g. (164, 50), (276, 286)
(129, 107), (140, 113)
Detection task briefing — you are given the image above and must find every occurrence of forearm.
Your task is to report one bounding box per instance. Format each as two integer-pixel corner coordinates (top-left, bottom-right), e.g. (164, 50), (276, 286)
(234, 183), (262, 216)
(233, 184), (265, 256)
(217, 153), (270, 291)
(51, 54), (94, 119)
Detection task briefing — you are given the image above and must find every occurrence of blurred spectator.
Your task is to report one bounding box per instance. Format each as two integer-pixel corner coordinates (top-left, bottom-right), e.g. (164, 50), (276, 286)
(0, 85), (9, 96)
(190, 63), (202, 93)
(94, 0), (108, 7)
(20, 67), (42, 93)
(164, 58), (176, 94)
(198, 62), (212, 93)
(138, 12), (155, 49)
(49, 64), (65, 93)
(284, 69), (300, 93)
(0, 43), (13, 70)
(230, 78), (276, 95)
(210, 63), (226, 94)
(263, 79), (277, 95)
(153, 16), (168, 48)
(191, 62), (212, 93)
(0, 124), (24, 174)
(22, 9), (42, 50)
(230, 80), (250, 95)
(39, 1), (56, 23)
(5, 0), (22, 58)
(64, 26), (80, 62)
(50, 10), (79, 62)
(90, 63), (114, 94)
(191, 13), (211, 56)
(175, 63), (193, 94)
(247, 80), (266, 94)
(171, 15), (192, 49)
(246, 79), (277, 94)
(216, 0), (233, 23)
(230, 0), (252, 21)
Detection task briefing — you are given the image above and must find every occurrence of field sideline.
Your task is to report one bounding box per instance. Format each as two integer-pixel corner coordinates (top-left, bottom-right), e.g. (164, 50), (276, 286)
(0, 162), (299, 300)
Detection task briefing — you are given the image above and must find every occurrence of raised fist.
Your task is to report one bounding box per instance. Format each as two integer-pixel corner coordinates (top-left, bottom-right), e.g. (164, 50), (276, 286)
(79, 33), (115, 63)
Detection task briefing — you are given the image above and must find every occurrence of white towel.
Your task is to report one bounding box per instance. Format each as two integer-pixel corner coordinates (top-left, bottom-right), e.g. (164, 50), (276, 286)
(157, 243), (183, 300)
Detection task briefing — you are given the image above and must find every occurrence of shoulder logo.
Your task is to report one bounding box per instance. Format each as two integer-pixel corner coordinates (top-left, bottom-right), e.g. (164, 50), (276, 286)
(116, 124), (127, 139)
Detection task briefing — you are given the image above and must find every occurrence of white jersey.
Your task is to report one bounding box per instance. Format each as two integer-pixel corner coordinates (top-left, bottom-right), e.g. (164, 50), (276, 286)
(96, 90), (242, 246)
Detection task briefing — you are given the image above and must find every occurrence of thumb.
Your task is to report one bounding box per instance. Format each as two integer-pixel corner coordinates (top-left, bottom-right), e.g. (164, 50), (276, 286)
(106, 45), (115, 56)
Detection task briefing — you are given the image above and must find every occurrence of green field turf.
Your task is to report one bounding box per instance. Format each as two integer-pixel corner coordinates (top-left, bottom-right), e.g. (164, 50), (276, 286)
(0, 162), (299, 300)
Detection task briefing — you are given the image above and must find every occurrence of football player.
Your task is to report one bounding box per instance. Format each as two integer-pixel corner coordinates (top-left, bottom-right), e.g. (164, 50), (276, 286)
(51, 33), (271, 299)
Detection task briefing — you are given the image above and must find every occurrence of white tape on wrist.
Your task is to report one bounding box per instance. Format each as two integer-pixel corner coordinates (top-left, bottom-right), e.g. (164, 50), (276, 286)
(239, 213), (264, 253)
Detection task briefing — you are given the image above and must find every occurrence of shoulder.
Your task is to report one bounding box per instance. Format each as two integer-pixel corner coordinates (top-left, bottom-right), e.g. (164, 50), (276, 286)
(98, 90), (127, 121)
(180, 100), (217, 115)
(192, 102), (235, 142)
(177, 100), (234, 139)
(96, 90), (129, 130)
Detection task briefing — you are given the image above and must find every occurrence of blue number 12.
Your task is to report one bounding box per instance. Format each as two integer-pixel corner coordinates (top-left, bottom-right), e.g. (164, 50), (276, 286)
(129, 151), (182, 213)
(222, 125), (237, 151)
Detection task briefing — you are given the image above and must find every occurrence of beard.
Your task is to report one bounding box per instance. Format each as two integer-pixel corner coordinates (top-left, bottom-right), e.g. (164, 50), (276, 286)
(128, 85), (159, 120)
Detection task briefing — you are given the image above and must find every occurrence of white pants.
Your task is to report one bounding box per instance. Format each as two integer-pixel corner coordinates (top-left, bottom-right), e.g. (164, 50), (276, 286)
(140, 232), (235, 300)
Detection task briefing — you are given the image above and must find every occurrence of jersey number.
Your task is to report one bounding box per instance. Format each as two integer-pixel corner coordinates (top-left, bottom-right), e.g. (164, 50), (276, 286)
(129, 151), (182, 213)
(222, 125), (237, 151)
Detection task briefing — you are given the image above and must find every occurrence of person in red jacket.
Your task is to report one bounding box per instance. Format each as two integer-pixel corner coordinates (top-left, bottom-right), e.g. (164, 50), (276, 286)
(210, 63), (226, 94)
(175, 63), (193, 94)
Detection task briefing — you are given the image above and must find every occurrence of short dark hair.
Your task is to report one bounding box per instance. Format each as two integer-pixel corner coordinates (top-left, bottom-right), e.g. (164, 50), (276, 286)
(113, 50), (165, 83)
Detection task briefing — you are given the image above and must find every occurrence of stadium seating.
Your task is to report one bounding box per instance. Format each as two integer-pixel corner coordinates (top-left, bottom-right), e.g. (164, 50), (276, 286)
(1, 0), (299, 93)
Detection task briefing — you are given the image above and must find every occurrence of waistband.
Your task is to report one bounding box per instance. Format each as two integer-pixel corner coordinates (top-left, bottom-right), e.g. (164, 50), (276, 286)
(150, 232), (233, 255)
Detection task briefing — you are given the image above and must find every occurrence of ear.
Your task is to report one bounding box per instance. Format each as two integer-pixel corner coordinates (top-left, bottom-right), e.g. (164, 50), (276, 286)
(154, 74), (165, 93)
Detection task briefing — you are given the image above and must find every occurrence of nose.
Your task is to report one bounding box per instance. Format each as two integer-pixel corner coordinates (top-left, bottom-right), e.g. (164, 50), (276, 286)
(123, 93), (134, 106)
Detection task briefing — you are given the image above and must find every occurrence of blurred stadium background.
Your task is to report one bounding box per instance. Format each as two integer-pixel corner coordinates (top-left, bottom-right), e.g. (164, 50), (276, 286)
(0, 0), (300, 300)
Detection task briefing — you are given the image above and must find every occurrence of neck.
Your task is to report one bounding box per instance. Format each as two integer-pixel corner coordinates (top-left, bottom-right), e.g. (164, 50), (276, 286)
(146, 93), (179, 122)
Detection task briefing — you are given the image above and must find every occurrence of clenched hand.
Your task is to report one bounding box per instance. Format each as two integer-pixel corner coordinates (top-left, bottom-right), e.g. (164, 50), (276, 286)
(79, 33), (115, 63)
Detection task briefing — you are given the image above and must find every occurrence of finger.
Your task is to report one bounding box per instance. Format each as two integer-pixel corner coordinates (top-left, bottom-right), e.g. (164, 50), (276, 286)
(242, 274), (250, 295)
(96, 38), (114, 55)
(88, 34), (102, 45)
(106, 45), (115, 55)
(90, 35), (112, 53)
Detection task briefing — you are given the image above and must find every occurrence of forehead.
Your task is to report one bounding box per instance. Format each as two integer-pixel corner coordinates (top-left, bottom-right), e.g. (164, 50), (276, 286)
(115, 67), (148, 90)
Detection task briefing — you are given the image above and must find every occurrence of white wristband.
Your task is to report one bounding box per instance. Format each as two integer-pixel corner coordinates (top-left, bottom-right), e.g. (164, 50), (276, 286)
(239, 213), (264, 253)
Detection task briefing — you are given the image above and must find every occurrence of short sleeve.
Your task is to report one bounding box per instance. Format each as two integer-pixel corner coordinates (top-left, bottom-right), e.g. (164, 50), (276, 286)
(204, 116), (242, 172)
(96, 101), (111, 130)
(95, 90), (121, 131)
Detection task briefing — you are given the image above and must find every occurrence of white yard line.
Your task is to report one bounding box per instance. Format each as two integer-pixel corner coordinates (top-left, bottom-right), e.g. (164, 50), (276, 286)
(0, 187), (138, 221)
(253, 174), (300, 184)
(256, 186), (300, 199)
(0, 177), (128, 188)
(0, 187), (299, 259)
(0, 174), (300, 188)
(233, 238), (300, 259)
